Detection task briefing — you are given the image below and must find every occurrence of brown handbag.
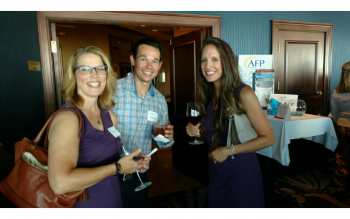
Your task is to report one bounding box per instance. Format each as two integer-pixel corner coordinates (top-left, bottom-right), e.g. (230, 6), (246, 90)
(0, 107), (87, 208)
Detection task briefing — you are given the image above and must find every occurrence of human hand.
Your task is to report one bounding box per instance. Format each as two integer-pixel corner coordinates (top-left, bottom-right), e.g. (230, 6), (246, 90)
(164, 125), (174, 141)
(136, 153), (151, 172)
(117, 148), (143, 174)
(208, 146), (231, 163)
(186, 122), (201, 138)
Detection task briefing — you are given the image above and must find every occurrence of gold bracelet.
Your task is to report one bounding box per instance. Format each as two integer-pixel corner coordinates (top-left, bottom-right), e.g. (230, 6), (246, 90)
(230, 144), (235, 159)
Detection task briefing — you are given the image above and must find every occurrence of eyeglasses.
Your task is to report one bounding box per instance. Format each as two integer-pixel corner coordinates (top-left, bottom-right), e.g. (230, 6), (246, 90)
(74, 66), (108, 75)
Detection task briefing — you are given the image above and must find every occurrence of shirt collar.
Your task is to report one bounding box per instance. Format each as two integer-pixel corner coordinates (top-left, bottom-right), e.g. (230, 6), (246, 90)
(123, 73), (154, 97)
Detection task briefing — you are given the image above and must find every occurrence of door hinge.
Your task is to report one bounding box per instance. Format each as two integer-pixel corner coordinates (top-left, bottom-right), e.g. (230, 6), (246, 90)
(278, 44), (280, 53)
(51, 40), (57, 53)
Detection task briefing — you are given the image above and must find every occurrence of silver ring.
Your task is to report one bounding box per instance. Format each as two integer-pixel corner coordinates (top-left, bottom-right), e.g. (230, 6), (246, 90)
(214, 160), (217, 164)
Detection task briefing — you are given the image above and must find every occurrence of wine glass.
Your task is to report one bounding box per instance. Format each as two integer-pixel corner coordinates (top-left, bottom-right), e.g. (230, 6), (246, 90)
(186, 102), (204, 145)
(121, 138), (152, 191)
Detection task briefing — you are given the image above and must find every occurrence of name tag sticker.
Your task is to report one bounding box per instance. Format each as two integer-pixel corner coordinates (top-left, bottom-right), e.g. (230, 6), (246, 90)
(108, 127), (121, 138)
(147, 111), (158, 122)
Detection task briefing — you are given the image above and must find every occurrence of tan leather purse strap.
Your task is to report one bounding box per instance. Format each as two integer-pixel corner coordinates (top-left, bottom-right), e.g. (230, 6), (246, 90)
(31, 107), (83, 148)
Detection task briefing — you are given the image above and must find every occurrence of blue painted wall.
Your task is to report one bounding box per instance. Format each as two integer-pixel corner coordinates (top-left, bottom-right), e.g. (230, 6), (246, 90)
(0, 11), (46, 150)
(168, 11), (350, 92)
(1, 11), (349, 151)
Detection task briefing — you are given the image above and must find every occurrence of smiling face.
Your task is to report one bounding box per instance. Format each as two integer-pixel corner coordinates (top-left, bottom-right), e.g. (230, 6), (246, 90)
(75, 52), (107, 100)
(131, 44), (162, 85)
(201, 44), (223, 88)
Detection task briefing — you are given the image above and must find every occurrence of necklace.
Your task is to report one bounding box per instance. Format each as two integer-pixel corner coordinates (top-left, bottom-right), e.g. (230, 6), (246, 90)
(83, 107), (101, 125)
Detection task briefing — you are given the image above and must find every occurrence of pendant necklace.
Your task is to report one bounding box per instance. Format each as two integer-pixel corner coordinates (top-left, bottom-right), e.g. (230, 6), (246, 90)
(83, 107), (101, 125)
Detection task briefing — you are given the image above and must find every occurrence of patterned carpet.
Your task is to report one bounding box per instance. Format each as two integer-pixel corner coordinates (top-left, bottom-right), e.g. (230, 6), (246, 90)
(273, 167), (350, 208)
(148, 167), (350, 208)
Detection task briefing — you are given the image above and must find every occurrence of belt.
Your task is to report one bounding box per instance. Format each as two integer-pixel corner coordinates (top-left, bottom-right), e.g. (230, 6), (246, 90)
(117, 173), (139, 181)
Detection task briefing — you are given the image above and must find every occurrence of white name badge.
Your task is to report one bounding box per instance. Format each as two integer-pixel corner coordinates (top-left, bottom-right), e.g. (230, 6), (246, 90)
(108, 127), (121, 138)
(147, 111), (158, 122)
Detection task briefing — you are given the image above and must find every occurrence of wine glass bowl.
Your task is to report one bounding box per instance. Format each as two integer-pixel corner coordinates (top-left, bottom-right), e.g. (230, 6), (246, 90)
(121, 138), (152, 191)
(186, 102), (204, 145)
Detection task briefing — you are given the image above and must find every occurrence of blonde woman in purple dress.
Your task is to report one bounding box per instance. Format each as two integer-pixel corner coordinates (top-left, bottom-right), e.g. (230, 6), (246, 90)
(48, 46), (151, 208)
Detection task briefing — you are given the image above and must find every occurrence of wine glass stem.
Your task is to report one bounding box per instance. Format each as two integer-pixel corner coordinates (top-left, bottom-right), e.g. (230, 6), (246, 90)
(136, 171), (144, 184)
(194, 138), (198, 143)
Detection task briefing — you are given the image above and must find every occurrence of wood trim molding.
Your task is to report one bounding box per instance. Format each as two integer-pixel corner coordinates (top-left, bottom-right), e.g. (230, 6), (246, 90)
(37, 11), (221, 118)
(272, 20), (333, 115)
(37, 12), (57, 119)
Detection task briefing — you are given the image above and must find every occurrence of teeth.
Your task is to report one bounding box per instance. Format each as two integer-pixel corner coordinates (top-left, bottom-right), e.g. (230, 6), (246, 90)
(207, 72), (215, 75)
(143, 71), (152, 75)
(87, 82), (99, 87)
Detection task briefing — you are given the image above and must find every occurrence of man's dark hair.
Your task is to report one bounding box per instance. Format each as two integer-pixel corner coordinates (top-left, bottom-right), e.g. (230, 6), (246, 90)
(132, 38), (163, 62)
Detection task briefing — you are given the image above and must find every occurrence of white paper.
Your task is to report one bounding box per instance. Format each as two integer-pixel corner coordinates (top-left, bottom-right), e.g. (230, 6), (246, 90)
(268, 94), (298, 109)
(147, 111), (158, 122)
(152, 134), (170, 143)
(148, 148), (158, 157)
(255, 87), (273, 108)
(276, 103), (291, 120)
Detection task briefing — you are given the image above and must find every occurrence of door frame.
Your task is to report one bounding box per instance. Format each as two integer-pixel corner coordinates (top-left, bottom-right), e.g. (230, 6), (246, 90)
(272, 20), (333, 115)
(37, 11), (221, 119)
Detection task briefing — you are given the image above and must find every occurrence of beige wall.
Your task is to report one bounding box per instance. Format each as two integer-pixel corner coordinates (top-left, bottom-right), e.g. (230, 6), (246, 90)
(56, 23), (170, 96)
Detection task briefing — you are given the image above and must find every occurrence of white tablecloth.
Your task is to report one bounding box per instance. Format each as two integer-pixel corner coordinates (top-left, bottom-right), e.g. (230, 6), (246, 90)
(256, 114), (338, 166)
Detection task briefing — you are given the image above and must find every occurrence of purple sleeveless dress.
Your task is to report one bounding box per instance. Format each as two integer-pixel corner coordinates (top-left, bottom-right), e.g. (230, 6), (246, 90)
(60, 104), (123, 208)
(202, 83), (265, 208)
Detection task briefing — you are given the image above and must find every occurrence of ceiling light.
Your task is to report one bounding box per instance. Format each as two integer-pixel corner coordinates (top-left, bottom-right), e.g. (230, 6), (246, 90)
(152, 29), (157, 31)
(141, 25), (146, 27)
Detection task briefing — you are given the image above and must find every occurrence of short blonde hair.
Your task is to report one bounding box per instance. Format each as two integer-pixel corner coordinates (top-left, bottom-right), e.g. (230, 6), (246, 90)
(336, 61), (350, 93)
(61, 46), (117, 109)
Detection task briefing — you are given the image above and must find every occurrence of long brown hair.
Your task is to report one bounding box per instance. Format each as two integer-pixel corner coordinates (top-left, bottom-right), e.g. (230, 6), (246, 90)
(196, 37), (245, 145)
(336, 61), (350, 93)
(61, 46), (117, 109)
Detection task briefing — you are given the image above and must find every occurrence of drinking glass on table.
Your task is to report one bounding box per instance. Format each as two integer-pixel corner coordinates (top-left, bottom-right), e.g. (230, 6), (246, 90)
(121, 138), (152, 191)
(186, 102), (204, 145)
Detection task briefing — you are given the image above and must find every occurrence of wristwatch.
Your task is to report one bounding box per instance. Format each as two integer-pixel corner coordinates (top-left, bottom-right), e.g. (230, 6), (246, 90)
(114, 162), (121, 175)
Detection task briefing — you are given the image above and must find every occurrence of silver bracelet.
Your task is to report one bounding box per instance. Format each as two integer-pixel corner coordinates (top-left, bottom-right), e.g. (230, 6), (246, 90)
(230, 144), (235, 159)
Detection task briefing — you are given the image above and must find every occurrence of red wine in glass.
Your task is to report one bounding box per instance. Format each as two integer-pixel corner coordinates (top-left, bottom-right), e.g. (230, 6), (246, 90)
(186, 102), (204, 145)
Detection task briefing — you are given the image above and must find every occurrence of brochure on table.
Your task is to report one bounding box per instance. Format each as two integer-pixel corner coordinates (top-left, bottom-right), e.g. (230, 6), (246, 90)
(253, 69), (274, 109)
(276, 103), (291, 120)
(238, 55), (274, 109)
(268, 94), (298, 113)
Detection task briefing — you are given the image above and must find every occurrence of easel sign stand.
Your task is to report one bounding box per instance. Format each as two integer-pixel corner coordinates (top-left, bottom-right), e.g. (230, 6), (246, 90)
(275, 103), (291, 120)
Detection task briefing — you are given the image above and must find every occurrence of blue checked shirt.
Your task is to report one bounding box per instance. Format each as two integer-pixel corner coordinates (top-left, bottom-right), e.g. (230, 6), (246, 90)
(112, 73), (174, 157)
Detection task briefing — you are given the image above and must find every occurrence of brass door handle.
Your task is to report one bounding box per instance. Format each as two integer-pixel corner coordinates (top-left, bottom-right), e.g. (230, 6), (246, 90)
(317, 91), (323, 95)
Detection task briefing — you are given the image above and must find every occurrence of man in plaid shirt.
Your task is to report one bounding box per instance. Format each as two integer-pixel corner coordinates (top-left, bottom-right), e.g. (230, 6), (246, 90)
(112, 38), (174, 208)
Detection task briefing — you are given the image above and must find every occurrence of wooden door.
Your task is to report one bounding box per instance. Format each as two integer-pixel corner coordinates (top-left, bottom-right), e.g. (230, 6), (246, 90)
(50, 23), (64, 108)
(279, 32), (324, 115)
(169, 30), (208, 185)
(272, 20), (333, 116)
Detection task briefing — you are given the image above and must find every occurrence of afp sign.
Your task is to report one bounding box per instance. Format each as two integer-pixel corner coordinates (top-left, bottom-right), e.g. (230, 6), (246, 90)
(238, 55), (273, 70)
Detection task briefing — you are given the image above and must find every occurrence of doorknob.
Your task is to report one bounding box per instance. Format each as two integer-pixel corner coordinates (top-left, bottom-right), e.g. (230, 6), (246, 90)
(317, 91), (323, 95)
